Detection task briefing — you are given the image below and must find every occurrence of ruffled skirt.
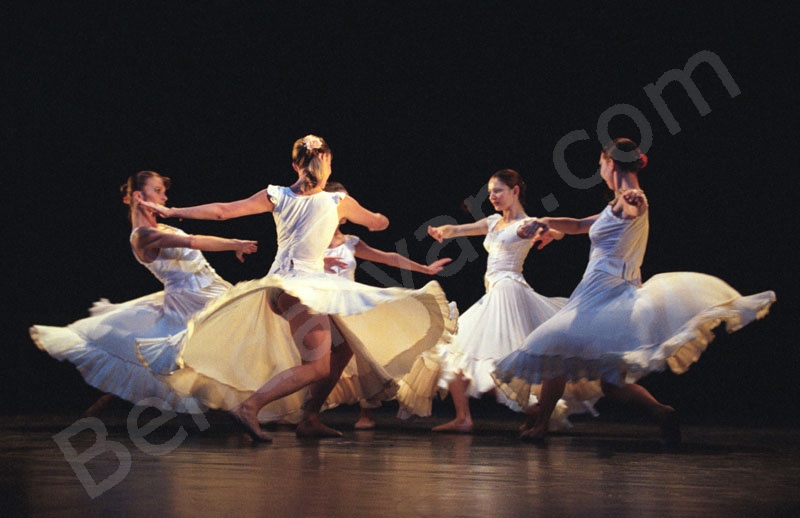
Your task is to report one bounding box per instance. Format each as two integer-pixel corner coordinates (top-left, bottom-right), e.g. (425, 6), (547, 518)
(137, 272), (455, 424)
(395, 278), (592, 428)
(29, 284), (230, 413)
(492, 271), (777, 407)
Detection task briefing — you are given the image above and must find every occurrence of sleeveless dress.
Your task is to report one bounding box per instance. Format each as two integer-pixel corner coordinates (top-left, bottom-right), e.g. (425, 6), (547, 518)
(396, 215), (588, 428)
(139, 186), (455, 423)
(492, 201), (777, 405)
(29, 224), (231, 412)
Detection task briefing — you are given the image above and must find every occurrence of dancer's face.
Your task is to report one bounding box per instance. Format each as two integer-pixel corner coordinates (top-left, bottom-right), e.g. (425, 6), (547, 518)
(599, 154), (616, 190)
(139, 176), (168, 205)
(488, 178), (518, 212)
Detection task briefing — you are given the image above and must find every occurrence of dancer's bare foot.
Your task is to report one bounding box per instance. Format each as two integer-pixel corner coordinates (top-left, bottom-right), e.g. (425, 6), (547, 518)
(231, 405), (272, 442)
(81, 394), (116, 418)
(432, 418), (474, 433)
(519, 424), (547, 443)
(654, 405), (681, 446)
(354, 416), (376, 430)
(519, 405), (541, 431)
(295, 417), (343, 438)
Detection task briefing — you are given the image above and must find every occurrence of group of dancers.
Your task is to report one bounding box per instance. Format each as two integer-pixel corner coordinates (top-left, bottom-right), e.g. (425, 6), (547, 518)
(30, 135), (776, 445)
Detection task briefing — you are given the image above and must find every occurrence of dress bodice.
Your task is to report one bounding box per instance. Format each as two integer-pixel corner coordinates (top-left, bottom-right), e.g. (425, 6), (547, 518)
(266, 185), (344, 275)
(129, 224), (230, 322)
(324, 235), (359, 281)
(585, 203), (649, 285)
(130, 224), (221, 292)
(483, 214), (533, 290)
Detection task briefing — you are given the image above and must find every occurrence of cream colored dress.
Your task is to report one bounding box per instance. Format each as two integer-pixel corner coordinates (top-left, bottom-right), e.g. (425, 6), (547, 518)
(493, 201), (777, 405)
(30, 224), (231, 412)
(139, 186), (455, 423)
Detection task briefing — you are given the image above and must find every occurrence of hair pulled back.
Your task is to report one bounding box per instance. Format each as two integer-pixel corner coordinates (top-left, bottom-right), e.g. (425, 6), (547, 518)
(602, 138), (648, 173)
(292, 135), (331, 189)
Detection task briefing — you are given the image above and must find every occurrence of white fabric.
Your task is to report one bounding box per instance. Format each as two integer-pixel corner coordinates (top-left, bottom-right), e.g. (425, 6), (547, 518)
(30, 224), (231, 412)
(396, 215), (586, 429)
(267, 185), (345, 275)
(143, 186), (455, 424)
(493, 203), (777, 406)
(324, 235), (359, 281)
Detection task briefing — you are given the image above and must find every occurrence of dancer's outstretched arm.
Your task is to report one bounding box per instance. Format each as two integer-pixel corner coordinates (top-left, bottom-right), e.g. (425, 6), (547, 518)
(353, 240), (452, 275)
(518, 215), (599, 238)
(427, 218), (490, 242)
(132, 227), (257, 263)
(140, 188), (275, 221)
(338, 195), (389, 231)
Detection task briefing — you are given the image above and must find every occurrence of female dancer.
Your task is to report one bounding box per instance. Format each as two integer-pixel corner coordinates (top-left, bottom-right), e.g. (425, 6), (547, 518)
(397, 169), (577, 433)
(493, 138), (776, 444)
(139, 135), (455, 441)
(322, 181), (453, 429)
(30, 170), (257, 415)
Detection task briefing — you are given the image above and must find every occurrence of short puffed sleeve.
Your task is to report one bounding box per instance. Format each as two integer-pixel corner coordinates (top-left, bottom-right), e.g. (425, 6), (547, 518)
(344, 235), (360, 249)
(266, 185), (284, 210)
(486, 214), (502, 232)
(329, 190), (346, 205)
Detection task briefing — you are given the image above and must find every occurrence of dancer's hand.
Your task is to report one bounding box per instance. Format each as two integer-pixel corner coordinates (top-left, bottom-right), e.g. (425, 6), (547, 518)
(518, 218), (547, 239)
(622, 189), (645, 207)
(427, 225), (445, 243)
(139, 200), (173, 218)
(620, 189), (648, 217)
(324, 256), (348, 273)
(234, 240), (258, 263)
(422, 257), (453, 275)
(532, 228), (564, 250)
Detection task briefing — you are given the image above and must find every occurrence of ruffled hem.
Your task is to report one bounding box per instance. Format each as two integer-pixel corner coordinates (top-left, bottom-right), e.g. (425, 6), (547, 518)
(149, 274), (457, 416)
(322, 294), (456, 408)
(396, 278), (573, 414)
(396, 355), (444, 418)
(136, 331), (186, 375)
(30, 325), (205, 414)
(641, 290), (775, 378)
(493, 290), (777, 406)
(394, 344), (595, 430)
(323, 371), (398, 411)
(150, 365), (306, 424)
(438, 352), (508, 397)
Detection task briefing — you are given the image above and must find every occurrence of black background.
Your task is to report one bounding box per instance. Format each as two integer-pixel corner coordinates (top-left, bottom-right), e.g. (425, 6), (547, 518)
(3, 2), (796, 424)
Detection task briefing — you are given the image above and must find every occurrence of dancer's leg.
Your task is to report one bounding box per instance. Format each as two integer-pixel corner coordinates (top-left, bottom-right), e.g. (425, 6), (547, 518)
(519, 403), (540, 432)
(600, 380), (681, 445)
(296, 335), (354, 438)
(232, 294), (335, 441)
(432, 374), (473, 433)
(354, 404), (376, 430)
(520, 375), (565, 441)
(81, 393), (117, 418)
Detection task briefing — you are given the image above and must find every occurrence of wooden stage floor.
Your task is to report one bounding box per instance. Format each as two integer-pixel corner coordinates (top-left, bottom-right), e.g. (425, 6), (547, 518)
(2, 405), (798, 517)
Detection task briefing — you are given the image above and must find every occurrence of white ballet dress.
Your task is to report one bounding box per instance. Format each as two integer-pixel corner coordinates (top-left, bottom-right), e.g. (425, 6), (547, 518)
(320, 235), (380, 409)
(324, 234), (359, 281)
(29, 224), (232, 412)
(138, 185), (455, 423)
(492, 201), (777, 406)
(396, 214), (576, 421)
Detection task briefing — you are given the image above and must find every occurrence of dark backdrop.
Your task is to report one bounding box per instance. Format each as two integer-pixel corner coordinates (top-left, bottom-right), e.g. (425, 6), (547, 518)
(3, 3), (796, 425)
